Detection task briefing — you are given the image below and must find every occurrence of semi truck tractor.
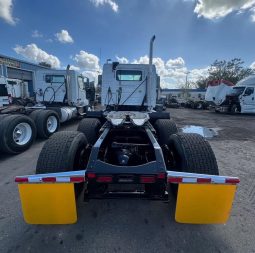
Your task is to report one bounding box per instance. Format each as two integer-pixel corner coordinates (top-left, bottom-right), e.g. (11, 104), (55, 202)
(0, 66), (90, 154)
(15, 36), (240, 225)
(205, 76), (255, 114)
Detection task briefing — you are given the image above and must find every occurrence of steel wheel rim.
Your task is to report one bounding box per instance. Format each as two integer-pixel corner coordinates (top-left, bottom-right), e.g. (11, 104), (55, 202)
(47, 115), (58, 133)
(13, 123), (32, 145)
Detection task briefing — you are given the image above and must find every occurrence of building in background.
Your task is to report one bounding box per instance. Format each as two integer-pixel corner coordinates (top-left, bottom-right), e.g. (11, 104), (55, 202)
(0, 54), (50, 96)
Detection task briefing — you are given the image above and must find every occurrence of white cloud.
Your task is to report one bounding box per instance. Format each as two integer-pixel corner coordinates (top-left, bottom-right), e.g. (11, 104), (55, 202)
(69, 65), (80, 71)
(71, 51), (208, 88)
(90, 0), (119, 12)
(72, 50), (102, 82)
(14, 43), (61, 68)
(250, 61), (255, 69)
(194, 0), (255, 20)
(73, 50), (101, 71)
(55, 29), (74, 44)
(120, 55), (207, 88)
(116, 56), (129, 64)
(82, 70), (100, 82)
(166, 57), (185, 68)
(0, 0), (17, 25)
(251, 7), (255, 21)
(32, 30), (43, 38)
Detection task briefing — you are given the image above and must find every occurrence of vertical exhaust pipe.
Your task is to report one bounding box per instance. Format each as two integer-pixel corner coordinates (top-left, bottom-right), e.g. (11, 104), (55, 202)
(147, 35), (156, 110)
(66, 64), (72, 106)
(149, 35), (156, 66)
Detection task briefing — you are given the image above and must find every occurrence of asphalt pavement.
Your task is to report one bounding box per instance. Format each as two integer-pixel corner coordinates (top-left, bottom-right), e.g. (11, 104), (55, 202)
(0, 110), (254, 253)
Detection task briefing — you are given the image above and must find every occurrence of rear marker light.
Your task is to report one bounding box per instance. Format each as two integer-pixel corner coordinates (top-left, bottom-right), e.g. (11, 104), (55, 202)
(42, 177), (56, 182)
(157, 173), (166, 179)
(225, 178), (240, 184)
(87, 173), (96, 179)
(15, 177), (28, 183)
(96, 176), (113, 183)
(197, 178), (211, 183)
(168, 177), (183, 183)
(70, 177), (85, 183)
(140, 176), (156, 184)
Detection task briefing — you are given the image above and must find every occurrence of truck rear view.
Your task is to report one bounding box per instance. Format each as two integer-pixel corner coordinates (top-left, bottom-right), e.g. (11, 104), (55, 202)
(15, 36), (240, 225)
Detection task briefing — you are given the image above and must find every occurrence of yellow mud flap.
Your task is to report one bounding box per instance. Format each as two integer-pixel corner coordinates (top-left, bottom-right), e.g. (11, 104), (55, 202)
(18, 183), (77, 224)
(15, 170), (85, 224)
(175, 183), (237, 224)
(168, 171), (240, 224)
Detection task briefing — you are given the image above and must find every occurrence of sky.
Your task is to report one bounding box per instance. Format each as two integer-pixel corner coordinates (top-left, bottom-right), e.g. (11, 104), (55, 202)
(0, 0), (255, 88)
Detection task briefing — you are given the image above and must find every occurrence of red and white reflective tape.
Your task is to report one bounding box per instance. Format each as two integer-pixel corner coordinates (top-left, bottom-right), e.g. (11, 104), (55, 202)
(15, 170), (86, 184)
(167, 171), (240, 185)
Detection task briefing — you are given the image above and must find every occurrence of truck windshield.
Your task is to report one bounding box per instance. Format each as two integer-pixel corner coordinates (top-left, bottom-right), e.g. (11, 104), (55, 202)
(232, 87), (245, 95)
(116, 70), (142, 81)
(78, 76), (85, 90)
(0, 84), (8, 96)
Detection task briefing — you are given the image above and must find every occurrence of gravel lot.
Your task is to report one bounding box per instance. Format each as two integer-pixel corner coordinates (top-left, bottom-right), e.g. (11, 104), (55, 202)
(0, 109), (254, 253)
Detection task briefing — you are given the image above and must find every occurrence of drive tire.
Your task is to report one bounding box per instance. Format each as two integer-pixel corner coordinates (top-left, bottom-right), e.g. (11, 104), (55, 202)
(77, 118), (101, 145)
(36, 131), (88, 196)
(0, 114), (10, 121)
(230, 104), (239, 114)
(31, 110), (60, 139)
(0, 114), (36, 154)
(168, 133), (219, 195)
(196, 101), (203, 110)
(36, 131), (88, 174)
(154, 119), (178, 146)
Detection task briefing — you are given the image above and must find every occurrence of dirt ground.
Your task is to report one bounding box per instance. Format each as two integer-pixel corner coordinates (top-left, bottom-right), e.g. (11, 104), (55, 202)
(0, 108), (254, 253)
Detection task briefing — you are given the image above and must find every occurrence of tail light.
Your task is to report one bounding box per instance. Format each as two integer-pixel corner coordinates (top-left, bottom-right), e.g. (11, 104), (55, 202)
(140, 175), (156, 184)
(157, 173), (166, 179)
(87, 173), (96, 179)
(96, 176), (113, 183)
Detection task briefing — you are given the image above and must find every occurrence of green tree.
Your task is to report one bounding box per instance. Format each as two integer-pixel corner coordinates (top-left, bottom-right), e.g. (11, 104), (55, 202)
(195, 58), (254, 88)
(195, 77), (208, 89)
(208, 58), (254, 84)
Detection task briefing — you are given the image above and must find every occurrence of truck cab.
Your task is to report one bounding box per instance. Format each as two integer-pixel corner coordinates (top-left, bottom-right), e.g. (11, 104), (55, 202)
(101, 63), (157, 111)
(235, 76), (255, 113)
(35, 69), (89, 107)
(0, 76), (9, 107)
(205, 76), (255, 114)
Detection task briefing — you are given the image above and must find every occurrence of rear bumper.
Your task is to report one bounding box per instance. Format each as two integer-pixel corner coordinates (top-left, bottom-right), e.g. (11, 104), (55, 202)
(15, 170), (240, 225)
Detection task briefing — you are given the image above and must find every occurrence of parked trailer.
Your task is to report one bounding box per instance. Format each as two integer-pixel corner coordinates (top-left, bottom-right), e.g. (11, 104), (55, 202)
(15, 36), (239, 225)
(0, 67), (90, 154)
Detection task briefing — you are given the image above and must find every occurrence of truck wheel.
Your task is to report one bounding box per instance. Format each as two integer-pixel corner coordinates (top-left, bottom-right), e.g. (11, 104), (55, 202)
(0, 115), (36, 154)
(29, 109), (42, 122)
(36, 131), (88, 196)
(230, 104), (239, 114)
(168, 133), (219, 195)
(36, 131), (88, 174)
(77, 118), (101, 145)
(32, 110), (60, 139)
(154, 119), (178, 146)
(196, 102), (203, 110)
(0, 114), (10, 121)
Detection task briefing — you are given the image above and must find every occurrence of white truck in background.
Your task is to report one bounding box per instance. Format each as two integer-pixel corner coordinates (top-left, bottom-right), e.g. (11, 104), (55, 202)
(0, 76), (30, 107)
(0, 76), (9, 107)
(205, 76), (255, 114)
(0, 66), (91, 154)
